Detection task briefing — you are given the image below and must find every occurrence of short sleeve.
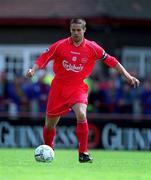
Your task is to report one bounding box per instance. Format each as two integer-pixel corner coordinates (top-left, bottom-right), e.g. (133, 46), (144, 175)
(91, 41), (118, 68)
(35, 40), (62, 69)
(91, 41), (104, 60)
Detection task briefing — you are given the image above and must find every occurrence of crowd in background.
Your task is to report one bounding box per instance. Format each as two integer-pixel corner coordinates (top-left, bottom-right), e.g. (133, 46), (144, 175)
(0, 68), (151, 117)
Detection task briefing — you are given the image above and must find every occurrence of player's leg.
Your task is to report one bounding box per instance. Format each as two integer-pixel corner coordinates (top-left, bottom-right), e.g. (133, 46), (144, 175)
(72, 103), (92, 163)
(43, 116), (60, 149)
(72, 103), (88, 153)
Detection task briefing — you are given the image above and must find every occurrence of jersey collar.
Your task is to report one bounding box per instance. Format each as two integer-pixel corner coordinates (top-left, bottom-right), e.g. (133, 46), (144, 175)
(68, 37), (85, 47)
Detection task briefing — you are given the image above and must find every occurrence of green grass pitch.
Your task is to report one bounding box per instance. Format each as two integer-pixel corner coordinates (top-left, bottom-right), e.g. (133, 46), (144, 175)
(0, 149), (150, 180)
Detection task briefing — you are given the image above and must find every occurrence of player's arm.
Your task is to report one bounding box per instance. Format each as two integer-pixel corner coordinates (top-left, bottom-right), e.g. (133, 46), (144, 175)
(114, 62), (140, 88)
(26, 40), (61, 78)
(102, 54), (140, 88)
(26, 49), (52, 78)
(26, 64), (39, 78)
(25, 49), (52, 78)
(92, 41), (140, 87)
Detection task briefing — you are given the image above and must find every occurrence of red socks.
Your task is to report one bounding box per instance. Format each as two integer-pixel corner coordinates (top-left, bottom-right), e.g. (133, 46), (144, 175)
(76, 120), (89, 153)
(43, 126), (56, 149)
(43, 120), (89, 153)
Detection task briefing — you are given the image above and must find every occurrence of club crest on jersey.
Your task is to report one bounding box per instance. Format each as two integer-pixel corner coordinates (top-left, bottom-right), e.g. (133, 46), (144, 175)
(72, 56), (77, 61)
(62, 60), (83, 72)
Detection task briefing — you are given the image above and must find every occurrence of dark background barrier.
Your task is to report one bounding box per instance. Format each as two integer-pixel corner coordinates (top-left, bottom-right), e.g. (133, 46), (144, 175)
(1, 114), (151, 150)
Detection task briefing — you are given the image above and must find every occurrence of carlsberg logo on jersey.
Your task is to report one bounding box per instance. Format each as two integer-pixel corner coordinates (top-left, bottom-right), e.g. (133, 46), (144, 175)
(62, 60), (83, 72)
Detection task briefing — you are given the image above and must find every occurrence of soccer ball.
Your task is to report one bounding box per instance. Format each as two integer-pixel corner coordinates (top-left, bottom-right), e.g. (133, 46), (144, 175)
(34, 145), (55, 163)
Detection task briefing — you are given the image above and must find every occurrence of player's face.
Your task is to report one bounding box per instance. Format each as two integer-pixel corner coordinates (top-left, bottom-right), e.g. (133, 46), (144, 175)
(70, 23), (86, 43)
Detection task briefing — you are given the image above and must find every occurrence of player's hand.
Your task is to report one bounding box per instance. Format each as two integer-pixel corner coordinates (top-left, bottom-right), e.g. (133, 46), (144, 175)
(126, 76), (140, 88)
(26, 69), (35, 78)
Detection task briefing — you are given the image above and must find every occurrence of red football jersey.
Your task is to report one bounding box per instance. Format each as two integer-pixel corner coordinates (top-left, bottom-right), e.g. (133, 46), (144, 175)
(35, 37), (118, 85)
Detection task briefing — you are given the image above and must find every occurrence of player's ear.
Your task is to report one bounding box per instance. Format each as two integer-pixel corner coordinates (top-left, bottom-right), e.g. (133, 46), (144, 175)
(70, 27), (72, 34)
(83, 27), (86, 33)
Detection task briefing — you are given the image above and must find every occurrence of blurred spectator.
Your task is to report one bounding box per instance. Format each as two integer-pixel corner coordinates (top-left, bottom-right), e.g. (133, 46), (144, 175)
(7, 75), (29, 115)
(0, 71), (8, 112)
(116, 83), (136, 114)
(88, 80), (111, 113)
(37, 74), (50, 113)
(23, 71), (51, 114)
(109, 69), (122, 88)
(0, 70), (150, 116)
(102, 79), (119, 113)
(140, 79), (151, 114)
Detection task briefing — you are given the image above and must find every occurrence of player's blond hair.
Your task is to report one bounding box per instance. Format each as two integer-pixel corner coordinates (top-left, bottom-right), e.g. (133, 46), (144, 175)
(70, 18), (86, 29)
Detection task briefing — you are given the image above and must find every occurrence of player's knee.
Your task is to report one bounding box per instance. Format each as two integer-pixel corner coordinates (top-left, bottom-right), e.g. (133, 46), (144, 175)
(45, 118), (56, 130)
(45, 121), (54, 130)
(76, 109), (86, 120)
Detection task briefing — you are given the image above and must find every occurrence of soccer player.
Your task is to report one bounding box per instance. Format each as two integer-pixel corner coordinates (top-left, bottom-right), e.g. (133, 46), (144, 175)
(26, 18), (140, 163)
